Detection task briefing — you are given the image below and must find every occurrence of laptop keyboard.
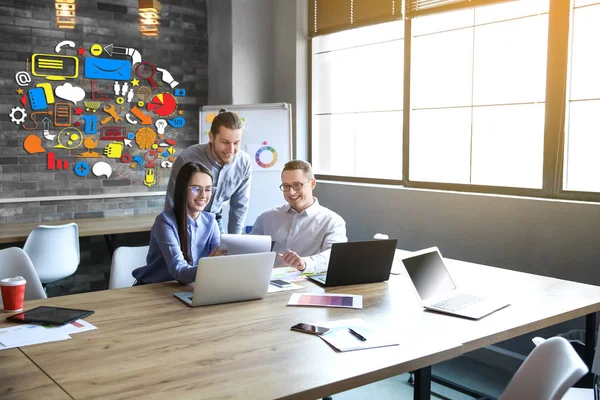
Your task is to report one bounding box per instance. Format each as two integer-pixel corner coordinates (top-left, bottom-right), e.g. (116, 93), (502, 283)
(432, 293), (483, 312)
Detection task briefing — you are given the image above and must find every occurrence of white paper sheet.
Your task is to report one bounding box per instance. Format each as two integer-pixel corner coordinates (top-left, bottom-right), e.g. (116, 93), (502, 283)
(315, 318), (399, 352)
(271, 266), (308, 282)
(267, 282), (303, 293)
(43, 319), (98, 335)
(0, 319), (97, 350)
(0, 324), (70, 350)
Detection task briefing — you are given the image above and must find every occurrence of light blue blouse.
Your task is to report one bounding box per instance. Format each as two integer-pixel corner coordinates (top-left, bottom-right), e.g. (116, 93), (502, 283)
(132, 208), (220, 284)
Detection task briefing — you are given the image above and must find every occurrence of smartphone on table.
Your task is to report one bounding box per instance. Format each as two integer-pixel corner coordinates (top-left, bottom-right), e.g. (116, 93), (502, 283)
(291, 323), (331, 336)
(270, 279), (292, 288)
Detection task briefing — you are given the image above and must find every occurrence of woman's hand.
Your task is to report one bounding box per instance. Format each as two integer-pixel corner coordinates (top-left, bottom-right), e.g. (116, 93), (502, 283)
(209, 246), (228, 257)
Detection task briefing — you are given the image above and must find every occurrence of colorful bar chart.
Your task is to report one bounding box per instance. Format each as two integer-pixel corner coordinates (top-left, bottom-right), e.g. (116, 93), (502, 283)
(287, 293), (362, 309)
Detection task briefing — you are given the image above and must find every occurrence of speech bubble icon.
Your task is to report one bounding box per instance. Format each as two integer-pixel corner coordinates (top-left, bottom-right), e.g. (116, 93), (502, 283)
(54, 82), (85, 104)
(132, 155), (144, 166)
(92, 161), (112, 178)
(24, 134), (46, 154)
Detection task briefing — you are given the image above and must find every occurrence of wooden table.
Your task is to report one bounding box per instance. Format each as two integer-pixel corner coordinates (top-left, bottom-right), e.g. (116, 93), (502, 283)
(0, 348), (70, 399)
(2, 256), (600, 400)
(0, 214), (157, 249)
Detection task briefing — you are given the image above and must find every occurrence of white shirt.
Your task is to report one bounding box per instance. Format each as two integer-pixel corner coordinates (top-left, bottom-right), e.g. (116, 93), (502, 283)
(251, 197), (347, 274)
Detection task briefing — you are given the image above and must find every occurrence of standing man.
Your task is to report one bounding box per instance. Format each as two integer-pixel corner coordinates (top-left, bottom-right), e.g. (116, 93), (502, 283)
(252, 160), (347, 273)
(165, 110), (251, 234)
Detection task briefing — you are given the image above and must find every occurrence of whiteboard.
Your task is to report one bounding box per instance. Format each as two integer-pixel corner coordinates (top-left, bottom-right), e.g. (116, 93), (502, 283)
(199, 103), (292, 231)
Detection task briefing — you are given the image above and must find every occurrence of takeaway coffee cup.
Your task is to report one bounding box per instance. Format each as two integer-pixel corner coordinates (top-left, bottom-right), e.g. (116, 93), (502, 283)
(0, 276), (26, 312)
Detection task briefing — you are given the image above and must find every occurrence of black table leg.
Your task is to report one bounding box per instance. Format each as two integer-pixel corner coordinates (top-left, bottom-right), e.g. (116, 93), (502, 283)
(581, 312), (598, 387)
(413, 366), (431, 400)
(585, 313), (597, 368)
(104, 234), (115, 255)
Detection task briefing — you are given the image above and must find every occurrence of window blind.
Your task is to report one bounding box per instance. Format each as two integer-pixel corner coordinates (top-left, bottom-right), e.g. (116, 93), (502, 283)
(406, 0), (516, 18)
(310, 0), (402, 37)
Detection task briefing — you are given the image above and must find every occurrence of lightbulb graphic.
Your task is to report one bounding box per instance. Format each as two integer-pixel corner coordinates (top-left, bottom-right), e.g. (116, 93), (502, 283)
(155, 119), (167, 135)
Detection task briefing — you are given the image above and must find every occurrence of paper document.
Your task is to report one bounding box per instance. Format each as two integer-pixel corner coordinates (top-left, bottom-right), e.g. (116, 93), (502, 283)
(219, 234), (271, 255)
(43, 319), (98, 335)
(316, 318), (399, 352)
(0, 319), (97, 351)
(268, 282), (303, 293)
(390, 249), (407, 275)
(0, 324), (70, 350)
(271, 266), (311, 282)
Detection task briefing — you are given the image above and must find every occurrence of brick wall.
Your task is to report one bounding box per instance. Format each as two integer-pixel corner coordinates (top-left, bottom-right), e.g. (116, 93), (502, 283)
(0, 0), (208, 223)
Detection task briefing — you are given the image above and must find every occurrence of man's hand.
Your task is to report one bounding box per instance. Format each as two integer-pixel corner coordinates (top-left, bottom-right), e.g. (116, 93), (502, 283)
(277, 250), (306, 271)
(209, 246), (228, 257)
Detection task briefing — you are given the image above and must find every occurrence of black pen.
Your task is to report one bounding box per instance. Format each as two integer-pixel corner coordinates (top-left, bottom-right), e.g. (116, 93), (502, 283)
(348, 328), (367, 341)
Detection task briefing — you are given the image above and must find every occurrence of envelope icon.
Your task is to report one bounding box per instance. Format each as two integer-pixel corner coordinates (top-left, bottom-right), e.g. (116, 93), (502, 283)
(84, 57), (131, 80)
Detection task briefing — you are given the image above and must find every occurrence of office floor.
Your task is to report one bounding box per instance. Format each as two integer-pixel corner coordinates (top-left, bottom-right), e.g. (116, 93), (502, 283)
(332, 356), (512, 400)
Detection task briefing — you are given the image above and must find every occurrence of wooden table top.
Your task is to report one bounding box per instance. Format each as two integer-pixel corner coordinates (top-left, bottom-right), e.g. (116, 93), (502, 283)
(0, 348), (70, 400)
(393, 257), (600, 354)
(0, 214), (158, 244)
(3, 255), (600, 400)
(2, 279), (462, 400)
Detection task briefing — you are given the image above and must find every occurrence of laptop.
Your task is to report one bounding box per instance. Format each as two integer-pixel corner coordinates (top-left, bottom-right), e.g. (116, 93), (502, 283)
(307, 239), (397, 287)
(219, 234), (272, 255)
(401, 247), (509, 319)
(174, 252), (276, 307)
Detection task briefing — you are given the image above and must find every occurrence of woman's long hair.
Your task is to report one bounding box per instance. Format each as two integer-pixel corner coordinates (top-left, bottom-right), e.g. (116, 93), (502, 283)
(173, 161), (213, 263)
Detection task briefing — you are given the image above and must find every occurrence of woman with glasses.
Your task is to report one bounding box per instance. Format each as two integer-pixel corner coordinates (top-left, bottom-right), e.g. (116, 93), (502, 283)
(132, 161), (221, 285)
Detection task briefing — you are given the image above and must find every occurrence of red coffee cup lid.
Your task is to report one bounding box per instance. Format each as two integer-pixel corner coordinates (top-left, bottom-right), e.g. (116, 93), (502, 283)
(0, 276), (26, 286)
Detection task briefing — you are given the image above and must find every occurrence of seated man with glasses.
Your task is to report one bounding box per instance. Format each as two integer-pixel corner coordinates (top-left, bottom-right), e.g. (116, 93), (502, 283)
(251, 160), (347, 273)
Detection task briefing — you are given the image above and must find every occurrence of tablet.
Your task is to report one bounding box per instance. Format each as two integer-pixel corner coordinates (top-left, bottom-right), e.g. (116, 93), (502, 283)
(6, 306), (94, 326)
(219, 234), (272, 255)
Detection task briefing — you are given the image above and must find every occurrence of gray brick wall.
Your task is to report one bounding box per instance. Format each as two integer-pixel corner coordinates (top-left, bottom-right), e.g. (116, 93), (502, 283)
(0, 0), (207, 223)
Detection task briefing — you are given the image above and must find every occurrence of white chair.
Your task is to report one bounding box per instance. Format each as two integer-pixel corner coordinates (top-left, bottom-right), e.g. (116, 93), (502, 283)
(109, 246), (149, 289)
(23, 223), (80, 284)
(499, 336), (588, 400)
(0, 247), (47, 301)
(534, 329), (600, 400)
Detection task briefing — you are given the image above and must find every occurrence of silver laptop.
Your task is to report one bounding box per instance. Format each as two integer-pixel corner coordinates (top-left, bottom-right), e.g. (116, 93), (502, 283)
(401, 247), (509, 319)
(174, 252), (276, 307)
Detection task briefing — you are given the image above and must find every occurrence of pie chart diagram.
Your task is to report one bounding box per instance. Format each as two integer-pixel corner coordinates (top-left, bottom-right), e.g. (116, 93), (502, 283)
(255, 146), (278, 168)
(147, 93), (177, 117)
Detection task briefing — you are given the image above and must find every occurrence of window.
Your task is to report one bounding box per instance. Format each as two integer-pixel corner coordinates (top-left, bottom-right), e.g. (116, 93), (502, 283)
(563, 1), (600, 193)
(311, 21), (404, 180)
(409, 1), (549, 188)
(309, 0), (600, 203)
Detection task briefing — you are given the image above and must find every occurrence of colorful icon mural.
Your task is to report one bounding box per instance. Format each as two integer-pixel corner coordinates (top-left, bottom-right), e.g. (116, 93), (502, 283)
(10, 41), (183, 186)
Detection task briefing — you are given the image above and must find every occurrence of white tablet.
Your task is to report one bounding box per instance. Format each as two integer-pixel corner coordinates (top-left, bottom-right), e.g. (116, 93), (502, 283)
(219, 234), (272, 255)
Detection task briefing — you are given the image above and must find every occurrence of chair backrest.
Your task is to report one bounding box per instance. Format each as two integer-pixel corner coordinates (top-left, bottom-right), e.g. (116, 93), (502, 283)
(23, 223), (80, 284)
(0, 247), (47, 301)
(109, 246), (149, 289)
(500, 336), (589, 400)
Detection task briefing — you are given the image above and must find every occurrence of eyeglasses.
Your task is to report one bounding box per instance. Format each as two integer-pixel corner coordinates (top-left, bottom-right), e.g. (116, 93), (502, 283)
(188, 185), (214, 195)
(279, 181), (309, 192)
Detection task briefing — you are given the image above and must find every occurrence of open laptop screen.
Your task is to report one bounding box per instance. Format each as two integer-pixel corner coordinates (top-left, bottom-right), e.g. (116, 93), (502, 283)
(402, 250), (456, 301)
